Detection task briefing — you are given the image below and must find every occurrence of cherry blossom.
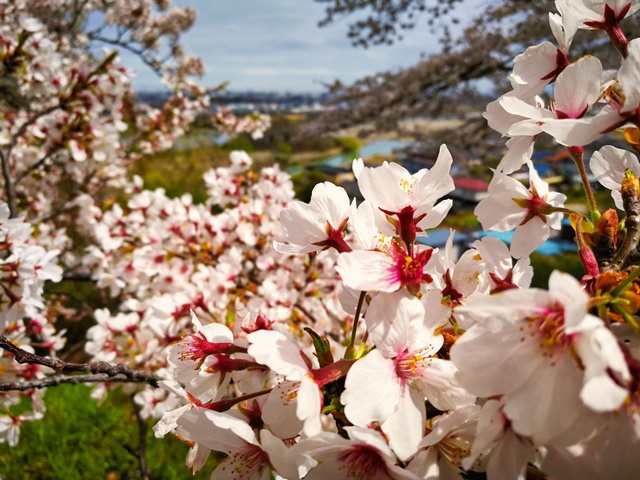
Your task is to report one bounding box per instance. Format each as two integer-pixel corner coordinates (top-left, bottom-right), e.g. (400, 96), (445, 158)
(297, 427), (419, 480)
(475, 164), (566, 258)
(176, 408), (304, 480)
(407, 405), (480, 480)
(275, 182), (353, 254)
(451, 271), (630, 444)
(590, 145), (640, 209)
(355, 145), (454, 250)
(3, 4), (640, 480)
(336, 240), (434, 294)
(341, 290), (471, 460)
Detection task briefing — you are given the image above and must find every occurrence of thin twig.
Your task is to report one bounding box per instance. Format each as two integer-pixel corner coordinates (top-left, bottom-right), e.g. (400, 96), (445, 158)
(608, 176), (640, 271)
(69, 0), (92, 32)
(15, 150), (55, 184)
(0, 373), (157, 392)
(295, 302), (318, 324)
(90, 35), (164, 75)
(0, 149), (17, 217)
(0, 333), (161, 388)
(130, 395), (151, 480)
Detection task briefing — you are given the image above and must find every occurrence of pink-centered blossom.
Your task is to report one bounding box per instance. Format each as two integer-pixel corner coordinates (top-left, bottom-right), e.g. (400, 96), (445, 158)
(176, 408), (304, 480)
(166, 311), (243, 402)
(471, 236), (533, 294)
(336, 240), (433, 294)
(475, 164), (566, 258)
(495, 56), (603, 170)
(590, 145), (640, 209)
(341, 291), (473, 460)
(354, 145), (454, 249)
(451, 271), (631, 445)
(296, 427), (419, 480)
(274, 181), (352, 254)
(426, 231), (483, 328)
(247, 328), (323, 437)
(407, 405), (480, 480)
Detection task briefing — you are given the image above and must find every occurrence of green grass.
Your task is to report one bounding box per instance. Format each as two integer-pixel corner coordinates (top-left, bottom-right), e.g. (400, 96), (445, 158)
(0, 384), (219, 479)
(529, 251), (584, 289)
(441, 209), (480, 230)
(131, 146), (229, 204)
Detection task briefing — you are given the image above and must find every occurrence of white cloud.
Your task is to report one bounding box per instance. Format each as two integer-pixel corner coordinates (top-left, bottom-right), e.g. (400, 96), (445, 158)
(124, 0), (486, 92)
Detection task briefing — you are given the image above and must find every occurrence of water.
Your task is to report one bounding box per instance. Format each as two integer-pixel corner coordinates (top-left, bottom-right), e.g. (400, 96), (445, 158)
(321, 139), (412, 168)
(476, 230), (576, 256)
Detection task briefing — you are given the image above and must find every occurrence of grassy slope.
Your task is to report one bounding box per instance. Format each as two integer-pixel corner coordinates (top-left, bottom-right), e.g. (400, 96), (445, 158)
(0, 385), (218, 479)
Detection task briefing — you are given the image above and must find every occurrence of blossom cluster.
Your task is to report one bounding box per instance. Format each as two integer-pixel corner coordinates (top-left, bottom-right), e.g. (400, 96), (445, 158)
(75, 152), (348, 410)
(2, 1), (640, 479)
(0, 0), (267, 227)
(0, 0), (270, 447)
(153, 2), (640, 479)
(0, 202), (63, 446)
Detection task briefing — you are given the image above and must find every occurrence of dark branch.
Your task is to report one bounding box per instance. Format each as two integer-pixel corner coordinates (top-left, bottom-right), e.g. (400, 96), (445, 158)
(0, 333), (162, 389)
(0, 373), (160, 392)
(0, 149), (16, 217)
(128, 395), (151, 480)
(314, 0), (465, 47)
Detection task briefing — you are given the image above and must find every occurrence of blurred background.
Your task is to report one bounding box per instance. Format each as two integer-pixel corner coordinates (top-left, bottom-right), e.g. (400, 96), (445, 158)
(4, 1), (632, 477)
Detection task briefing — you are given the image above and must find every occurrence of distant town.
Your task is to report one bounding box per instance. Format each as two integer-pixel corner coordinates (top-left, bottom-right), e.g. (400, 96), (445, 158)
(137, 90), (330, 113)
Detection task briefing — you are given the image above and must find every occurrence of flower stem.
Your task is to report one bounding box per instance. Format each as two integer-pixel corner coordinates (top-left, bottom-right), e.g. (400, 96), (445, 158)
(611, 266), (640, 297)
(611, 303), (640, 335)
(345, 291), (367, 359)
(568, 146), (599, 220)
(205, 387), (273, 412)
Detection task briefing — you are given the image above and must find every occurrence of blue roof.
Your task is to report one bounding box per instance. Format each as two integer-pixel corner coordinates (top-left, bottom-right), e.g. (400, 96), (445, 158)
(416, 229), (470, 248)
(475, 230), (576, 256)
(531, 150), (555, 160)
(534, 164), (552, 175)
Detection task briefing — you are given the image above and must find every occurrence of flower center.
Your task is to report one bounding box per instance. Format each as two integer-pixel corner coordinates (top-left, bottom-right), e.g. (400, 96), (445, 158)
(523, 305), (570, 355)
(437, 435), (472, 467)
(340, 445), (387, 479)
(387, 241), (433, 293)
(395, 347), (435, 383)
(220, 444), (269, 480)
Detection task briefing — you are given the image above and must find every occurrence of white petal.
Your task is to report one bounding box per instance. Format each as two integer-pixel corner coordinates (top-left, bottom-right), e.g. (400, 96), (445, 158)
(554, 56), (602, 117)
(418, 358), (475, 411)
(381, 387), (426, 461)
(262, 381), (304, 439)
(580, 374), (629, 412)
(541, 106), (625, 146)
(247, 330), (308, 379)
(511, 41), (558, 87)
(511, 218), (549, 258)
(336, 250), (399, 292)
(498, 136), (535, 174)
(503, 354), (582, 444)
(176, 409), (256, 452)
(341, 350), (401, 426)
(298, 375), (323, 436)
(475, 193), (524, 231)
(620, 39), (640, 113)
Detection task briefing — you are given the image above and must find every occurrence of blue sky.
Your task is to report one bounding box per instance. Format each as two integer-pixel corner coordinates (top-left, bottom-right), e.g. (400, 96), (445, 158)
(121, 0), (486, 93)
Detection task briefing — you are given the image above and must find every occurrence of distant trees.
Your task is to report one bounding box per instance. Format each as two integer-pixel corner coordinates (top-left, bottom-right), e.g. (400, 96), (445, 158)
(309, 0), (640, 150)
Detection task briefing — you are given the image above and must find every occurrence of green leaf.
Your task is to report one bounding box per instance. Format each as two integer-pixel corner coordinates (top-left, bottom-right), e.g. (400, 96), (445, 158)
(304, 327), (334, 367)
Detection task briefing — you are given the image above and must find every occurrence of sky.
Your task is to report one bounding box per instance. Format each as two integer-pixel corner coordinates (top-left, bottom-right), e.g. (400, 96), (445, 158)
(121, 0), (486, 93)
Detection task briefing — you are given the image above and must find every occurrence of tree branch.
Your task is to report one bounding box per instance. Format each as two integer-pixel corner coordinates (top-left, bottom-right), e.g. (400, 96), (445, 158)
(0, 149), (17, 217)
(127, 395), (151, 480)
(0, 333), (162, 389)
(0, 373), (160, 391)
(15, 150), (56, 185)
(90, 34), (164, 76)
